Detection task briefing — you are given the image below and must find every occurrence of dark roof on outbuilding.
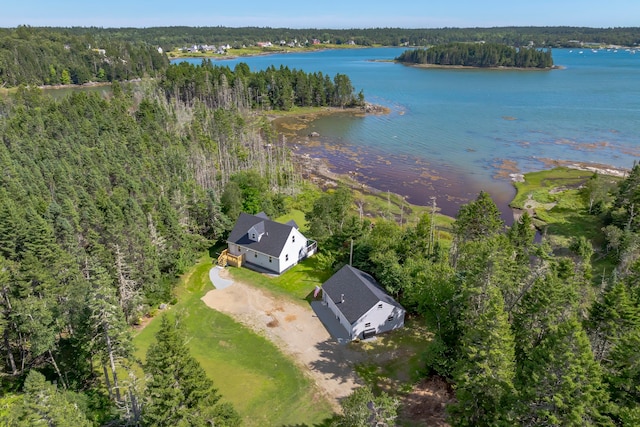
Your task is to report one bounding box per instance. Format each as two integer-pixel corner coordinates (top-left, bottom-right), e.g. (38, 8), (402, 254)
(227, 212), (298, 258)
(322, 265), (405, 324)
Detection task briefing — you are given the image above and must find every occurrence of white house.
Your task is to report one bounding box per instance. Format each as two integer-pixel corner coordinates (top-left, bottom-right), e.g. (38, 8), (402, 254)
(221, 212), (317, 274)
(322, 265), (405, 340)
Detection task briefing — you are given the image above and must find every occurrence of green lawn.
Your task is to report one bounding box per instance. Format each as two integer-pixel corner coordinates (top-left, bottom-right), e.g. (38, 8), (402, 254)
(275, 208), (308, 232)
(133, 256), (334, 426)
(354, 318), (432, 394)
(228, 256), (332, 301)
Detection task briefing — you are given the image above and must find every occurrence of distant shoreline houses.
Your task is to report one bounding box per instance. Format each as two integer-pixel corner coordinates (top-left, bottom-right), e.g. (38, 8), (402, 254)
(176, 38), (358, 54)
(180, 43), (231, 54)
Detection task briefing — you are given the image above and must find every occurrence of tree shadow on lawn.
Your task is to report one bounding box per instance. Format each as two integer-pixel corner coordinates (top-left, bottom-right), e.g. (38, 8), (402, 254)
(308, 325), (427, 384)
(281, 417), (339, 427)
(308, 339), (362, 384)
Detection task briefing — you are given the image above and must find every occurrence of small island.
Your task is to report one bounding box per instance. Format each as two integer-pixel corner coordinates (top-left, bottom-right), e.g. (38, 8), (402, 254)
(396, 42), (554, 69)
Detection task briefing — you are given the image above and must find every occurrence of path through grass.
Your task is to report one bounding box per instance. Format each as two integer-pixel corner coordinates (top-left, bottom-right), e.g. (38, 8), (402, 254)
(133, 256), (334, 426)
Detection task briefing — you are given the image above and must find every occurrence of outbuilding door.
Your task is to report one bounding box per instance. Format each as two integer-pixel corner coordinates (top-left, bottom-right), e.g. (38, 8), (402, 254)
(363, 328), (376, 339)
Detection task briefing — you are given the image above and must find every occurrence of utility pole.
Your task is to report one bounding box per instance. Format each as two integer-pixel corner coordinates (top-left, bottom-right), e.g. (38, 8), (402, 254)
(350, 239), (354, 266)
(429, 196), (437, 256)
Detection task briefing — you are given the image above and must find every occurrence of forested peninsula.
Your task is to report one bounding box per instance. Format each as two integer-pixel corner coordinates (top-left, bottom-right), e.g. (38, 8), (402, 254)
(396, 42), (554, 68)
(0, 26), (168, 87)
(1, 24), (640, 427)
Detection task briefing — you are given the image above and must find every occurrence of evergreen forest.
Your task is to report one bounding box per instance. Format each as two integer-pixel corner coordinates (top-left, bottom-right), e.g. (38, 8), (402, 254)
(4, 25), (639, 51)
(161, 60), (364, 110)
(0, 60), (362, 424)
(0, 24), (639, 426)
(0, 26), (168, 87)
(395, 42), (554, 68)
(302, 177), (640, 425)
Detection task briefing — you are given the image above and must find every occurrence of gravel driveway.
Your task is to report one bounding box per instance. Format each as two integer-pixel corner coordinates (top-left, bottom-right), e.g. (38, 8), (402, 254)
(201, 267), (366, 410)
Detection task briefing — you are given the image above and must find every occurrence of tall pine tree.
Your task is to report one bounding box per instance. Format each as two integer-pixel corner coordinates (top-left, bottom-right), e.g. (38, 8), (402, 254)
(143, 315), (240, 426)
(448, 285), (516, 426)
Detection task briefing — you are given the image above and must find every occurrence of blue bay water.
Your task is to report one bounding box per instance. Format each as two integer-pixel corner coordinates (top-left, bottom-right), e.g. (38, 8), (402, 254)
(175, 48), (640, 216)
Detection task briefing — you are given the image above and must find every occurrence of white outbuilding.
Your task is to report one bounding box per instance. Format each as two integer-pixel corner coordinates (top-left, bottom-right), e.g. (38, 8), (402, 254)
(322, 265), (405, 340)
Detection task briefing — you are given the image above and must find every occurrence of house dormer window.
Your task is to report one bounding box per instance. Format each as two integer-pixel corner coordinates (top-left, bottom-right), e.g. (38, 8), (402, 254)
(248, 222), (266, 242)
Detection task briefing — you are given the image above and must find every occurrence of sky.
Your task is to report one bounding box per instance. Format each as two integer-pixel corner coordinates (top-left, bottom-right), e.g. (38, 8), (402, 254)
(3, 0), (639, 28)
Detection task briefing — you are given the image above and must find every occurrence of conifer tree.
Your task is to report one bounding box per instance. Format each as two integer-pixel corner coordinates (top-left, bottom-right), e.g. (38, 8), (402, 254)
(143, 315), (240, 426)
(511, 261), (579, 361)
(603, 328), (640, 415)
(515, 317), (612, 426)
(338, 385), (399, 427)
(448, 285), (516, 426)
(453, 191), (504, 242)
(507, 211), (536, 261)
(85, 259), (132, 403)
(12, 370), (91, 427)
(587, 281), (640, 362)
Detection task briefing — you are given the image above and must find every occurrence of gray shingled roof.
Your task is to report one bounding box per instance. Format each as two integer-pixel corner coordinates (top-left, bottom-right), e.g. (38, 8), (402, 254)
(227, 212), (296, 258)
(322, 265), (404, 324)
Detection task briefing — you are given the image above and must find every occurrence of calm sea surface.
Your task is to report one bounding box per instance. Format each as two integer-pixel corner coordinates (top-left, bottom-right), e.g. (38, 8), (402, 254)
(175, 48), (640, 217)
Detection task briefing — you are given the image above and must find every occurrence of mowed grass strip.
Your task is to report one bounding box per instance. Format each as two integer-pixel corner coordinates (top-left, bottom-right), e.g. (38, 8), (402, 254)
(228, 256), (332, 301)
(134, 256), (334, 426)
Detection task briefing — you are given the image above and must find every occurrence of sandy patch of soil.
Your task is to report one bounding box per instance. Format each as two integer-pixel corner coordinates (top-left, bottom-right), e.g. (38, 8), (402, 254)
(201, 278), (369, 410)
(523, 193), (557, 212)
(399, 376), (455, 426)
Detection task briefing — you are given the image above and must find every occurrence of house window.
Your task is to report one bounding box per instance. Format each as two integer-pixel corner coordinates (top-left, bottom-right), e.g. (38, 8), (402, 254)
(292, 235), (295, 243)
(377, 303), (383, 309)
(365, 322), (371, 327)
(254, 252), (258, 258)
(252, 233), (256, 240)
(387, 316), (394, 322)
(269, 257), (272, 263)
(285, 254), (289, 261)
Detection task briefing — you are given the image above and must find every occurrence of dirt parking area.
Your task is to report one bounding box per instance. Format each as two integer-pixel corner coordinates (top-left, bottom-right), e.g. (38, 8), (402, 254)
(202, 267), (453, 424)
(201, 268), (366, 410)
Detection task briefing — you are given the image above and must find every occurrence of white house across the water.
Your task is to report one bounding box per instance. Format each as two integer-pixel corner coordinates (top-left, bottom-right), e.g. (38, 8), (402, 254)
(322, 265), (405, 340)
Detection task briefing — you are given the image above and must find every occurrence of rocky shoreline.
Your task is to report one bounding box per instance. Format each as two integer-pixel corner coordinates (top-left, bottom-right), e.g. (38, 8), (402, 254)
(274, 108), (629, 221)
